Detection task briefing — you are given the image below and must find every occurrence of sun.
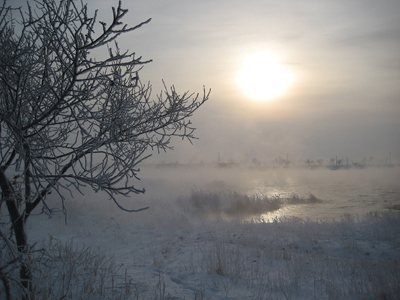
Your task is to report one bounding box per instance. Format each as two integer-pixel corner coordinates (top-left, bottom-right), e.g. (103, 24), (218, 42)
(236, 52), (294, 102)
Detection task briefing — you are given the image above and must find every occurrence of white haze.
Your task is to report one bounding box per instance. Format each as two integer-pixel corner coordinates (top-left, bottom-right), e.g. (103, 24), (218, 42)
(35, 165), (400, 223)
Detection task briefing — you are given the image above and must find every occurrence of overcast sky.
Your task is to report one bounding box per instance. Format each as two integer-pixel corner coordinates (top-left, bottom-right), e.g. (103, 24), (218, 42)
(17, 0), (400, 163)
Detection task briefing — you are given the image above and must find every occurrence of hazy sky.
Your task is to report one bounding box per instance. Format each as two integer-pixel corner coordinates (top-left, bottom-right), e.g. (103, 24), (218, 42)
(17, 0), (400, 163)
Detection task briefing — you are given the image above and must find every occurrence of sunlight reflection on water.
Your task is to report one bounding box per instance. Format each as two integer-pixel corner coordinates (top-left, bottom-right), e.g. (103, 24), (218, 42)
(142, 166), (400, 221)
(244, 168), (400, 221)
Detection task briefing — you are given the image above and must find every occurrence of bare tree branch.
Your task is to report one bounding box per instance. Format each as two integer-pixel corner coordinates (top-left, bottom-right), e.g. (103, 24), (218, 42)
(0, 0), (209, 296)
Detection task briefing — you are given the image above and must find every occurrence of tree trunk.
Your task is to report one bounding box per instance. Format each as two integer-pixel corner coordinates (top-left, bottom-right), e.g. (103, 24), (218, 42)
(0, 171), (33, 299)
(0, 269), (11, 300)
(7, 201), (33, 299)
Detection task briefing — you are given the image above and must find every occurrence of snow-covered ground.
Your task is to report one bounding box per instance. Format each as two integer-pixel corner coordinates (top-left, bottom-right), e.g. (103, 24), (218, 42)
(26, 167), (400, 299)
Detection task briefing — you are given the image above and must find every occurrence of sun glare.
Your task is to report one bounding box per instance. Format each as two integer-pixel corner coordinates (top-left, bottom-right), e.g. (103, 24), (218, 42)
(237, 52), (294, 102)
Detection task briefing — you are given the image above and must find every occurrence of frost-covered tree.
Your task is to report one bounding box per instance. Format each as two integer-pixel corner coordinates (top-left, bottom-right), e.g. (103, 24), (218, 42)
(0, 0), (209, 296)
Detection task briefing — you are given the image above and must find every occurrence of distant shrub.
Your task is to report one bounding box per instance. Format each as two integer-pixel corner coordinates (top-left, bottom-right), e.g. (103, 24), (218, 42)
(225, 192), (281, 217)
(182, 190), (321, 219)
(285, 193), (322, 205)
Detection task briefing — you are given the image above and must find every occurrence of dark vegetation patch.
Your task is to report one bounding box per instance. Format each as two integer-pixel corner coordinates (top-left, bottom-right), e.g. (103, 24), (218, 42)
(181, 190), (322, 218)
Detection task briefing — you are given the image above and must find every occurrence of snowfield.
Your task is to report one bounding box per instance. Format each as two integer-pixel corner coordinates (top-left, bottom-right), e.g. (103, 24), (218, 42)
(25, 167), (400, 299)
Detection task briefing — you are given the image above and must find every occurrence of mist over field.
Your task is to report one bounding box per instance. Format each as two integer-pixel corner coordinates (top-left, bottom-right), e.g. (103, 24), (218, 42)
(2, 0), (400, 299)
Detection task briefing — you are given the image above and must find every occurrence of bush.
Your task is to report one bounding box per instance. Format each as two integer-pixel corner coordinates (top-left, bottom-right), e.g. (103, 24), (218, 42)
(182, 190), (321, 219)
(31, 238), (136, 299)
